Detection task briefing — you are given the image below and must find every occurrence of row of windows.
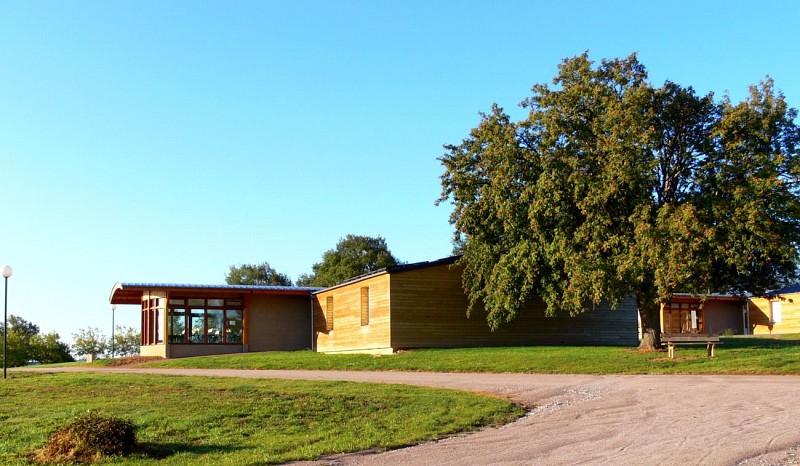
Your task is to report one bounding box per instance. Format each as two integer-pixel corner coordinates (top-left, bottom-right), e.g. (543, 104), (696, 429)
(141, 297), (244, 345)
(142, 298), (165, 345)
(169, 298), (243, 344)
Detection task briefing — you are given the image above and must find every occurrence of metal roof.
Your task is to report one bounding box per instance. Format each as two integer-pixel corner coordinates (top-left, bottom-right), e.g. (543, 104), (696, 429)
(312, 256), (461, 293)
(109, 282), (322, 305)
(765, 284), (800, 296)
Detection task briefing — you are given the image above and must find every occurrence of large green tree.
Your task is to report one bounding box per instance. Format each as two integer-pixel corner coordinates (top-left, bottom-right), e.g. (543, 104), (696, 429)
(297, 234), (401, 287)
(1, 315), (74, 366)
(439, 53), (800, 349)
(225, 262), (293, 286)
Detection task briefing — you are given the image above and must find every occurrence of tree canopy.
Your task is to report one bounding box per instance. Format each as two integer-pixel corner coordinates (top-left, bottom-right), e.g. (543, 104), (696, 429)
(225, 262), (293, 286)
(439, 52), (800, 349)
(72, 327), (108, 359)
(297, 234), (401, 287)
(1, 315), (74, 366)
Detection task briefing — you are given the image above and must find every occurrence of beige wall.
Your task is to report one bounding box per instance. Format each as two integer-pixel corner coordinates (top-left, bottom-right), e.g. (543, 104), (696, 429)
(749, 294), (800, 335)
(247, 294), (312, 352)
(140, 344), (166, 358)
(314, 273), (392, 354)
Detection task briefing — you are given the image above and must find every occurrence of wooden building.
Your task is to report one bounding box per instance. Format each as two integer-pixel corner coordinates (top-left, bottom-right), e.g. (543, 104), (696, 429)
(109, 283), (318, 358)
(112, 257), (643, 358)
(313, 257), (640, 354)
(660, 294), (747, 336)
(748, 285), (800, 335)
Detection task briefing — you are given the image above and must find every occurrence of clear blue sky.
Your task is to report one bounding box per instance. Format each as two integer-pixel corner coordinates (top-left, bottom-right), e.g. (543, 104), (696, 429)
(1, 1), (799, 343)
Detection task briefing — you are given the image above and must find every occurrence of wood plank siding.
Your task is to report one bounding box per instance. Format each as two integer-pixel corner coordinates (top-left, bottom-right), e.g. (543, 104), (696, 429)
(749, 294), (800, 335)
(313, 260), (639, 354)
(314, 273), (393, 354)
(389, 263), (639, 349)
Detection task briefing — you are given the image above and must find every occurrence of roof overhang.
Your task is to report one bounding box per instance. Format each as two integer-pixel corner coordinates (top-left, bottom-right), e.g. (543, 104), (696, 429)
(109, 282), (322, 305)
(669, 293), (746, 304)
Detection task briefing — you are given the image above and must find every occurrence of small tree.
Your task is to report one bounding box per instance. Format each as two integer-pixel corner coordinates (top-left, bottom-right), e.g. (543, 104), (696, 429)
(72, 327), (107, 360)
(109, 325), (140, 357)
(225, 262), (293, 286)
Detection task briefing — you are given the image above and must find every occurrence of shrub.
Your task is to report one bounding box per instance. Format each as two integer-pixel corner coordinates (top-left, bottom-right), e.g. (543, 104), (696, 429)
(34, 412), (137, 463)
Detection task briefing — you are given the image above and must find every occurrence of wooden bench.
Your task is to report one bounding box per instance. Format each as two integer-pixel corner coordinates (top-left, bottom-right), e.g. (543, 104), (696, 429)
(662, 334), (722, 359)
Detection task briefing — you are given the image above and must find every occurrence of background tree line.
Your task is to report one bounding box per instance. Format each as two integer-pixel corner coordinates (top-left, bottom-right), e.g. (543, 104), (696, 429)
(0, 315), (141, 366)
(226, 234), (400, 288)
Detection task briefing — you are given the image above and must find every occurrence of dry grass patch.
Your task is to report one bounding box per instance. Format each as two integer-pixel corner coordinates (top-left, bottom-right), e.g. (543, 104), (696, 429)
(104, 356), (164, 367)
(32, 412), (138, 464)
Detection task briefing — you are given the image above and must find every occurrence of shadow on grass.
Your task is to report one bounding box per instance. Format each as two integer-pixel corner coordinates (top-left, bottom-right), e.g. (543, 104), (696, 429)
(721, 335), (800, 349)
(136, 442), (247, 459)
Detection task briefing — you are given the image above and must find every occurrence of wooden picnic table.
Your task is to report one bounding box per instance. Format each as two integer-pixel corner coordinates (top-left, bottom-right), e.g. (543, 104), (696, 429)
(661, 333), (721, 358)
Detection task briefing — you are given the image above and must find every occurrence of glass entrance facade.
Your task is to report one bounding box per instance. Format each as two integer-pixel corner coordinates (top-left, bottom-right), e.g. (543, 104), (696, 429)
(168, 297), (243, 344)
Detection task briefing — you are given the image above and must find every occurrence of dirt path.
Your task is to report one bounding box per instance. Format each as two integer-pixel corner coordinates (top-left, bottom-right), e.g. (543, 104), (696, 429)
(21, 367), (800, 465)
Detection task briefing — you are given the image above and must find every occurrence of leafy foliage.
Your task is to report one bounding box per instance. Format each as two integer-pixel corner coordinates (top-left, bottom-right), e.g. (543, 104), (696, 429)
(225, 261), (293, 286)
(109, 325), (140, 357)
(71, 327), (108, 358)
(0, 315), (73, 366)
(297, 234), (401, 287)
(439, 52), (800, 349)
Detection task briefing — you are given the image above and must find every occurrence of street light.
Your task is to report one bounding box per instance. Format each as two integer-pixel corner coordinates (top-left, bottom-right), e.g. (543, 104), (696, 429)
(111, 304), (117, 358)
(3, 265), (12, 379)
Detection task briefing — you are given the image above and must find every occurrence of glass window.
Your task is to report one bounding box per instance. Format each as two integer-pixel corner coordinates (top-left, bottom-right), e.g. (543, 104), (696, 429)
(156, 308), (164, 343)
(226, 309), (243, 343)
(168, 297), (245, 345)
(190, 309), (205, 343)
(169, 308), (186, 343)
(326, 296), (334, 331)
(207, 309), (223, 343)
(361, 287), (369, 326)
(169, 298), (185, 306)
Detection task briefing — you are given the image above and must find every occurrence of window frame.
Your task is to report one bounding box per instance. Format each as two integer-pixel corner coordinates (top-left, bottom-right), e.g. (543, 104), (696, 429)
(167, 297), (243, 345)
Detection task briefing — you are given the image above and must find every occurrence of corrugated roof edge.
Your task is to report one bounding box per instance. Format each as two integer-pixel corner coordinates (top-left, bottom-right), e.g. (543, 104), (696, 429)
(313, 255), (461, 294)
(765, 284), (800, 296)
(118, 283), (323, 292)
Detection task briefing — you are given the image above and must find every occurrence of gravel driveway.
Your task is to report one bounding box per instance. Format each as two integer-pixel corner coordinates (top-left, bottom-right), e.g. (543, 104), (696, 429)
(23, 367), (800, 465)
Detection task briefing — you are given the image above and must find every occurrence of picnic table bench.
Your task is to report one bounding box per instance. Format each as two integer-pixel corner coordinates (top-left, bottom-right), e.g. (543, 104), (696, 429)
(661, 333), (722, 359)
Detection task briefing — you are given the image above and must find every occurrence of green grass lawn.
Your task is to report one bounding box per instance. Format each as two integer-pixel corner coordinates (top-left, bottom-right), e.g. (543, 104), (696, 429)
(135, 334), (800, 375)
(0, 372), (521, 465)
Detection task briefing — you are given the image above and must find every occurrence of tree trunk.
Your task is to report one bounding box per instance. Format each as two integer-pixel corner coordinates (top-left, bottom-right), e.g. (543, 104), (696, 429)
(637, 292), (662, 350)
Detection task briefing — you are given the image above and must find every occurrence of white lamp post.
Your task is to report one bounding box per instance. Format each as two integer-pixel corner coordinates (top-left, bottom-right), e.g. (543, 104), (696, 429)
(3, 265), (12, 379)
(111, 304), (117, 358)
